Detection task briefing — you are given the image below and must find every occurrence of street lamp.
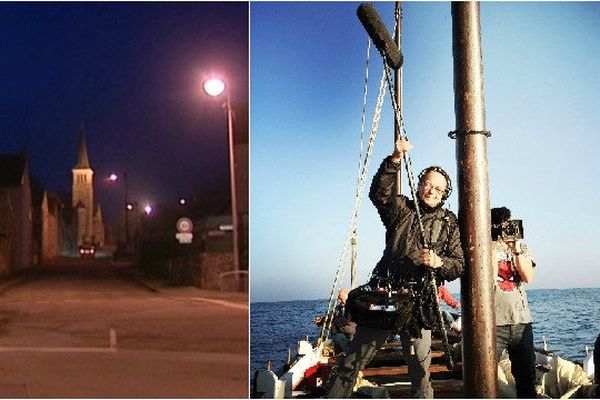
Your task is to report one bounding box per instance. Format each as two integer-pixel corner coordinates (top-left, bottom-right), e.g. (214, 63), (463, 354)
(203, 77), (241, 288)
(144, 204), (153, 216)
(108, 172), (130, 247)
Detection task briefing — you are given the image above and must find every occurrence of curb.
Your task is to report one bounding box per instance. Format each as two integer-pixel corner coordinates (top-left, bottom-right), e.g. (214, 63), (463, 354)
(119, 269), (160, 293)
(0, 275), (29, 295)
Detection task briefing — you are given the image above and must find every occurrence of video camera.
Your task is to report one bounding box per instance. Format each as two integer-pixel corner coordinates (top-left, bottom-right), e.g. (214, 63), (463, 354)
(493, 219), (524, 241)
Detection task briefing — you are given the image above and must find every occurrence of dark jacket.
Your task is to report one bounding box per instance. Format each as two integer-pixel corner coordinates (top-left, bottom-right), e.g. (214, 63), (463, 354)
(368, 157), (464, 287)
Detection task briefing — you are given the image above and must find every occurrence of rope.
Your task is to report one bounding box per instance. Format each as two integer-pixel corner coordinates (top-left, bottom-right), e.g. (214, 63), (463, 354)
(382, 63), (427, 247)
(357, 40), (372, 190)
(319, 57), (388, 344)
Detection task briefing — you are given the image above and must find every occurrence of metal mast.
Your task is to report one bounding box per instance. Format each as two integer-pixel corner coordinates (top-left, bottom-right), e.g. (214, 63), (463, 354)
(394, 1), (403, 195)
(450, 2), (497, 398)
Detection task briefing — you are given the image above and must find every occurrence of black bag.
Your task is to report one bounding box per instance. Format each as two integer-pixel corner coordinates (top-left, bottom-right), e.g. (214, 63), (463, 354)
(345, 284), (415, 333)
(413, 279), (438, 331)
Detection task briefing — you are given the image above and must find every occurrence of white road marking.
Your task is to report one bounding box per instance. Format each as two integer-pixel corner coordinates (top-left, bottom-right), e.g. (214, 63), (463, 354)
(189, 297), (248, 311)
(110, 328), (117, 349)
(0, 329), (118, 353)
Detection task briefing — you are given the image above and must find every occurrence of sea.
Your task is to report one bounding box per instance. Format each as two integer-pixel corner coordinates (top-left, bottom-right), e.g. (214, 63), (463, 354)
(250, 288), (600, 380)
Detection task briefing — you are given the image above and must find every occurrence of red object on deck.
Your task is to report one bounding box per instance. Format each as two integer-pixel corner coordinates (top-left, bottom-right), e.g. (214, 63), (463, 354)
(301, 360), (334, 391)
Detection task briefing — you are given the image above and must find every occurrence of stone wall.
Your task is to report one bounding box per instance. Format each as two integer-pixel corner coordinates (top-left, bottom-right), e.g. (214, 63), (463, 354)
(147, 251), (247, 292)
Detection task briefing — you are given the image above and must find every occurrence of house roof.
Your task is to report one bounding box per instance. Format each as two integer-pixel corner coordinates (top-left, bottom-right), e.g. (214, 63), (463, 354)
(30, 175), (45, 206)
(0, 153), (26, 188)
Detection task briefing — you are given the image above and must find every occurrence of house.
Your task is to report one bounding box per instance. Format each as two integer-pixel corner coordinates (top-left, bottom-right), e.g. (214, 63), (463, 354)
(0, 152), (33, 274)
(33, 189), (64, 263)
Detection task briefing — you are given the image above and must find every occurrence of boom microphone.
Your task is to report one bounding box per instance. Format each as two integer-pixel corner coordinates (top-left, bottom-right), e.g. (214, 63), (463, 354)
(357, 3), (403, 70)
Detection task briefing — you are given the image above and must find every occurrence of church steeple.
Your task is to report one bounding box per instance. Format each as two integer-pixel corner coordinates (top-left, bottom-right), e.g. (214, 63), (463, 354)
(75, 123), (91, 169)
(72, 122), (95, 246)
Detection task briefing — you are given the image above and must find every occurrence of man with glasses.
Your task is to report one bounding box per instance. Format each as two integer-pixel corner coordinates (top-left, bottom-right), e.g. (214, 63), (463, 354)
(327, 138), (464, 398)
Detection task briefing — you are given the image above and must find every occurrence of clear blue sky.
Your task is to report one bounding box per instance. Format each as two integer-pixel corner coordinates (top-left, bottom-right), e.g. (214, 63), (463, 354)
(251, 2), (600, 303)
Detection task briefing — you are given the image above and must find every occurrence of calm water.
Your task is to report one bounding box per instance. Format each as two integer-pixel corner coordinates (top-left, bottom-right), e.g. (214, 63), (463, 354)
(250, 288), (600, 378)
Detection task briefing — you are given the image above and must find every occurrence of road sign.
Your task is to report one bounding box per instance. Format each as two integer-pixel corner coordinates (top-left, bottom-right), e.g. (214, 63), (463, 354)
(176, 217), (193, 233)
(176, 232), (193, 244)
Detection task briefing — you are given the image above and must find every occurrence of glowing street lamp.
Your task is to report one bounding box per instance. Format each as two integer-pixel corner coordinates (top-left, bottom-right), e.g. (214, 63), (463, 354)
(203, 78), (226, 97)
(203, 76), (241, 286)
(143, 205), (153, 216)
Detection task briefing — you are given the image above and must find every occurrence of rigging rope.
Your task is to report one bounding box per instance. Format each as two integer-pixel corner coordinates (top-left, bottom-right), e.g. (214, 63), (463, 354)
(320, 72), (388, 342)
(382, 63), (427, 246)
(318, 48), (389, 344)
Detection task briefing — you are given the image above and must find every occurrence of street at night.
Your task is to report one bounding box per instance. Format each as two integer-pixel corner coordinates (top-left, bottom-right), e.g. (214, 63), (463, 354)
(0, 260), (248, 398)
(0, 3), (249, 396)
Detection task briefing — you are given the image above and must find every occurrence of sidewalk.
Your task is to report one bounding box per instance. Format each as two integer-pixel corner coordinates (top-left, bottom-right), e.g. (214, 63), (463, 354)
(0, 274), (30, 295)
(120, 265), (249, 306)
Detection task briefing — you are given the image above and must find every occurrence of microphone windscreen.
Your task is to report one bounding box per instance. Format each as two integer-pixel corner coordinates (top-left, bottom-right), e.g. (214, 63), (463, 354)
(357, 3), (403, 70)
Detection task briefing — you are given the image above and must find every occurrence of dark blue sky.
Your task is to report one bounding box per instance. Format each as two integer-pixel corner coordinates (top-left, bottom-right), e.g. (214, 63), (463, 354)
(0, 2), (248, 220)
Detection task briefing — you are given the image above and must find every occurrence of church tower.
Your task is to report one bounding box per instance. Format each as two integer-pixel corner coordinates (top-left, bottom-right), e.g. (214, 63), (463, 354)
(72, 126), (94, 246)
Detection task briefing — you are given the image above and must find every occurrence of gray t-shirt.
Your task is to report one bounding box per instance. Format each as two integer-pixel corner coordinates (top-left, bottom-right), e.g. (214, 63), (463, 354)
(493, 240), (534, 326)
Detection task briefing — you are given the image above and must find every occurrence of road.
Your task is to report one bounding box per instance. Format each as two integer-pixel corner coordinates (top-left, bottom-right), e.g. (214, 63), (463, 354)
(0, 258), (248, 398)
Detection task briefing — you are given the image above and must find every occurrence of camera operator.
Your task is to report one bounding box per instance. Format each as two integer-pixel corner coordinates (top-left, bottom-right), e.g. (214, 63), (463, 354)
(491, 207), (536, 398)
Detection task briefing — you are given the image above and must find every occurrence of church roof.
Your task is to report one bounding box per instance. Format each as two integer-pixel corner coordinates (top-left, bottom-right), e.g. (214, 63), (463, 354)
(0, 153), (27, 188)
(74, 125), (91, 169)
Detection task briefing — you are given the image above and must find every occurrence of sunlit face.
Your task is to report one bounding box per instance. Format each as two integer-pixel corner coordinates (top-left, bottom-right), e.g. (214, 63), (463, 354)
(418, 171), (448, 208)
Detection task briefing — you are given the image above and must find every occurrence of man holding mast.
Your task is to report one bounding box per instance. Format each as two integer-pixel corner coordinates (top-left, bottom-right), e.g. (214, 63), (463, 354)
(327, 138), (464, 398)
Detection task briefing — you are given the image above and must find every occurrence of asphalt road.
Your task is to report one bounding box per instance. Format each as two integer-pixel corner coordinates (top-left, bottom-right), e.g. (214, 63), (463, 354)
(0, 259), (248, 398)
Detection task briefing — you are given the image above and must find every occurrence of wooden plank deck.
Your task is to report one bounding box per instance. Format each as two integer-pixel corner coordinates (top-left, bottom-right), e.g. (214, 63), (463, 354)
(357, 336), (464, 398)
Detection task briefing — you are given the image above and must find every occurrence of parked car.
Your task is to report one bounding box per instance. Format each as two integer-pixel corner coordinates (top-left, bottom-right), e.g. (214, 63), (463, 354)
(79, 245), (96, 259)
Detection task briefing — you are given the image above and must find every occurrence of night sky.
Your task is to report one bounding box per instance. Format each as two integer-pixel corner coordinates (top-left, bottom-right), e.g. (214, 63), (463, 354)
(0, 2), (248, 221)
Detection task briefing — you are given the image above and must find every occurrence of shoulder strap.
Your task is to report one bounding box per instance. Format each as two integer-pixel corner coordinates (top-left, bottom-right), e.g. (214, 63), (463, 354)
(432, 210), (456, 255)
(430, 209), (451, 245)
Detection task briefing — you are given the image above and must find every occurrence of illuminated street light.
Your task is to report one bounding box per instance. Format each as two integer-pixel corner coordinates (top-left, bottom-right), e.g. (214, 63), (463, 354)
(144, 205), (153, 216)
(179, 198), (187, 206)
(203, 76), (241, 288)
(203, 78), (226, 97)
(126, 203), (134, 211)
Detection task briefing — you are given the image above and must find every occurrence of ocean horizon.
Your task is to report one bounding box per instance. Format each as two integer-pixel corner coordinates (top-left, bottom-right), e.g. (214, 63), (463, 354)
(251, 286), (600, 305)
(251, 287), (600, 379)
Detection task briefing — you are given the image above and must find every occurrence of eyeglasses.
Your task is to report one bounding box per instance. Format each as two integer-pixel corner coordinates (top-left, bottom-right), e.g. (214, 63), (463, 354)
(421, 181), (446, 196)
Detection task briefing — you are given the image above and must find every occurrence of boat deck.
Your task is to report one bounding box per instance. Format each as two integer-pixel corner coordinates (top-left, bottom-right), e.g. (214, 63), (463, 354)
(360, 337), (464, 398)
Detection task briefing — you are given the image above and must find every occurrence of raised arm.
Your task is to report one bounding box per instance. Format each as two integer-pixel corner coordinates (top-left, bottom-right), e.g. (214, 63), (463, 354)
(510, 240), (535, 283)
(369, 139), (412, 228)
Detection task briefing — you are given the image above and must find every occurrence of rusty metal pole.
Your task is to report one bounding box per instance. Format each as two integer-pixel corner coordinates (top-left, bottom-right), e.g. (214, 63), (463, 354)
(394, 1), (403, 195)
(450, 2), (497, 398)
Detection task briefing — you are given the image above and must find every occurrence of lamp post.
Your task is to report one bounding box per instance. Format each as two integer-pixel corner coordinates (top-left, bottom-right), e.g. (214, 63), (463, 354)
(109, 172), (130, 248)
(203, 77), (241, 289)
